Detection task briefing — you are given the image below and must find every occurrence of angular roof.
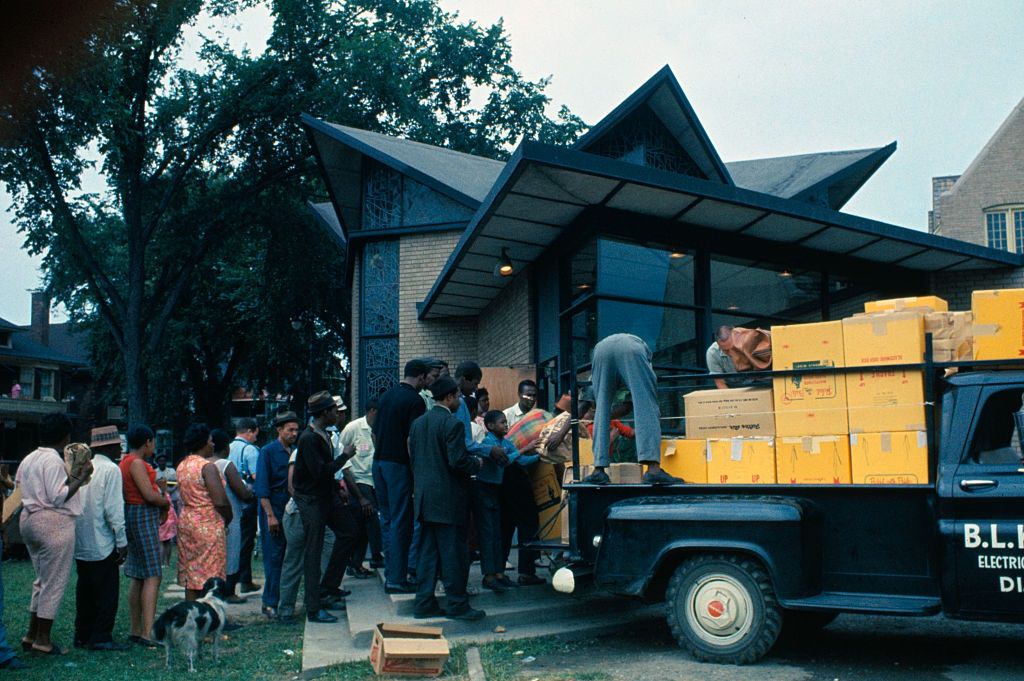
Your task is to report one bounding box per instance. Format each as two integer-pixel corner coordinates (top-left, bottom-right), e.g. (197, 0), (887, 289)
(725, 143), (897, 210)
(0, 317), (19, 332)
(46, 322), (91, 366)
(308, 200), (347, 252)
(574, 65), (733, 185)
(0, 327), (86, 366)
(944, 95), (1024, 198)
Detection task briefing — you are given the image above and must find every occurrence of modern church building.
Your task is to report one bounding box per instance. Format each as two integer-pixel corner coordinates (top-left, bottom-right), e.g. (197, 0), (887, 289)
(302, 66), (1024, 417)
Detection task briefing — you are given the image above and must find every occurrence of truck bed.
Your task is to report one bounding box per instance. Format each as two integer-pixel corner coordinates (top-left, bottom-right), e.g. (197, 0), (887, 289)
(567, 482), (941, 610)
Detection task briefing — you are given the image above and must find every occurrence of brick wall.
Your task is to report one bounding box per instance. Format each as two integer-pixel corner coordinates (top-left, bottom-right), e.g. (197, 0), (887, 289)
(398, 232), (478, 365)
(350, 252), (362, 415)
(931, 267), (1024, 310)
(477, 270), (534, 366)
(934, 100), (1024, 246)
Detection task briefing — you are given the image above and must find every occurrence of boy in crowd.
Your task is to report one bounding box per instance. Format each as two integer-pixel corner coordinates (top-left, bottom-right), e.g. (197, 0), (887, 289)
(475, 410), (539, 592)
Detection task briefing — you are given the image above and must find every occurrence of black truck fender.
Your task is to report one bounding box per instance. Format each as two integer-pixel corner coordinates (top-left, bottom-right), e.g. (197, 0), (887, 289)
(592, 495), (823, 602)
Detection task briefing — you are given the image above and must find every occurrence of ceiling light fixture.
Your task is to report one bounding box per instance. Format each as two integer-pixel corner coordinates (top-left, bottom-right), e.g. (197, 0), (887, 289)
(494, 248), (514, 277)
(669, 251), (686, 259)
(779, 269), (792, 278)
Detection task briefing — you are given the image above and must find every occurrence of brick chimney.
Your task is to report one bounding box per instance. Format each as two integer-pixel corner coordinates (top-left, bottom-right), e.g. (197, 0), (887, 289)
(30, 291), (50, 347)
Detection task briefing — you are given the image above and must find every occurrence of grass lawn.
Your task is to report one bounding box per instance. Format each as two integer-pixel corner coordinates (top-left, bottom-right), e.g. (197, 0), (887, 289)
(0, 553), (304, 680)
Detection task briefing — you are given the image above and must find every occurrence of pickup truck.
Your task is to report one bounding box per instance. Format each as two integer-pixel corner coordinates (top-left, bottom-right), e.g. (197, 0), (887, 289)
(552, 364), (1024, 665)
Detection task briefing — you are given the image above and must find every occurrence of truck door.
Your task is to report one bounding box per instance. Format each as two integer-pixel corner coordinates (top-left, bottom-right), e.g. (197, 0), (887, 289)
(952, 386), (1024, 618)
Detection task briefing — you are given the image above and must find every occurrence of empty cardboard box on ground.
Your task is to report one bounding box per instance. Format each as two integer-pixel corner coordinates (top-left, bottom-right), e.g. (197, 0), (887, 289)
(972, 288), (1024, 360)
(776, 435), (851, 484)
(842, 313), (926, 433)
(369, 623), (450, 676)
(863, 296), (948, 314)
(849, 431), (930, 484)
(661, 439), (708, 483)
(684, 387), (775, 438)
(707, 437), (776, 484)
(772, 321), (849, 436)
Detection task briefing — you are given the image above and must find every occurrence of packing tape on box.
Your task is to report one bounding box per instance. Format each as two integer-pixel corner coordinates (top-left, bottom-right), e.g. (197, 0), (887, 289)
(973, 324), (1000, 338)
(731, 440), (743, 461)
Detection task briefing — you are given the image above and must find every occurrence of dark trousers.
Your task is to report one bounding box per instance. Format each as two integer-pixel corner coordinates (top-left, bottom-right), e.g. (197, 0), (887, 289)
(238, 499), (258, 585)
(259, 503), (288, 608)
(373, 460), (417, 587)
(74, 551), (120, 646)
(472, 481), (504, 575)
(414, 521), (470, 616)
(294, 492), (358, 615)
(349, 483), (383, 568)
(500, 465), (540, 576)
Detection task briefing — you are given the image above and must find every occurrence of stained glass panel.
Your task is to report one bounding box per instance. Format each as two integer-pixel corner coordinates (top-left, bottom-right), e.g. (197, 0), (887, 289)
(404, 178), (473, 226)
(591, 107), (701, 177)
(361, 240), (399, 335)
(363, 162), (402, 230)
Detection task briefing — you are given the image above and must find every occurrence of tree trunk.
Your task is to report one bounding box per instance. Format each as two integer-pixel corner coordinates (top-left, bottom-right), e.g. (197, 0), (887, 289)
(123, 336), (148, 424)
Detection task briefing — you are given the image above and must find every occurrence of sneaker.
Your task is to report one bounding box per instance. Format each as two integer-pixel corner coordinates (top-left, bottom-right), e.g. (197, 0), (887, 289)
(239, 582), (261, 593)
(447, 607), (485, 621)
(518, 574), (546, 586)
(481, 577), (507, 593)
(642, 469), (684, 485)
(582, 468), (610, 485)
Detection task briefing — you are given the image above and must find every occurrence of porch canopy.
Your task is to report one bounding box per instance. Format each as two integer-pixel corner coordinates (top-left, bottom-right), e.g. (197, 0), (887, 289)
(419, 142), (1020, 319)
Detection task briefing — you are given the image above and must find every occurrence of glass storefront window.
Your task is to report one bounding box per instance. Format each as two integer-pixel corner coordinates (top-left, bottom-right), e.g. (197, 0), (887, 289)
(570, 239), (597, 300)
(599, 239), (695, 306)
(598, 300), (699, 369)
(710, 257), (821, 321)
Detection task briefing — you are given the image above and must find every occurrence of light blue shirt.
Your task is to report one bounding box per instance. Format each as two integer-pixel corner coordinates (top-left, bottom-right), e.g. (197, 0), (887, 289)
(455, 397), (492, 460)
(228, 438), (261, 488)
(476, 432), (539, 485)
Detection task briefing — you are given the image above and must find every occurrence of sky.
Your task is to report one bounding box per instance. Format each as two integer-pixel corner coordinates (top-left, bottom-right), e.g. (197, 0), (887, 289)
(2, 0), (1022, 324)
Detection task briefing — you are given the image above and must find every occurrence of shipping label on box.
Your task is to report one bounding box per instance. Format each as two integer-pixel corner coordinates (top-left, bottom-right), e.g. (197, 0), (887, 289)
(846, 369), (926, 433)
(864, 296), (948, 314)
(370, 623), (450, 677)
(842, 312), (925, 367)
(972, 288), (1024, 360)
(772, 320), (849, 436)
(707, 437), (776, 484)
(776, 435), (851, 484)
(850, 431), (930, 485)
(661, 439), (708, 483)
(531, 463), (562, 540)
(684, 387), (775, 438)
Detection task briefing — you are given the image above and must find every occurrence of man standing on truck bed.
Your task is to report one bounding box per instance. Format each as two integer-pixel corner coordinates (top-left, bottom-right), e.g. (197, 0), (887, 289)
(582, 334), (682, 485)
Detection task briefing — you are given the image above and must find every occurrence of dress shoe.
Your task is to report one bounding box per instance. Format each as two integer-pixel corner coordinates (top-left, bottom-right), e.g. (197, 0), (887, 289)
(225, 594), (248, 604)
(582, 468), (610, 485)
(447, 607), (485, 621)
(384, 582), (416, 594)
(495, 575), (519, 588)
(129, 636), (159, 649)
(322, 597), (347, 611)
(323, 587), (351, 598)
(348, 566), (374, 578)
(518, 574), (546, 586)
(307, 610), (339, 624)
(642, 469), (684, 485)
(88, 641), (131, 651)
(369, 558), (385, 569)
(261, 606), (278, 619)
(482, 577), (507, 593)
(239, 582), (262, 593)
(413, 603), (445, 619)
(0, 657), (27, 670)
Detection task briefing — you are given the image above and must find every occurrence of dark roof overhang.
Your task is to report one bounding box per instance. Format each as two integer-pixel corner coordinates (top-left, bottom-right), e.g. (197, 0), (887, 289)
(419, 141), (1021, 319)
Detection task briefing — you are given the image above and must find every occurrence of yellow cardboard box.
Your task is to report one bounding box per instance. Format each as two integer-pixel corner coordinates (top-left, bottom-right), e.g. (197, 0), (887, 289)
(530, 463), (562, 540)
(846, 368), (926, 433)
(972, 289), (1024, 360)
(864, 296), (948, 314)
(849, 431), (930, 485)
(707, 437), (776, 485)
(842, 312), (925, 367)
(776, 435), (851, 484)
(772, 321), (849, 436)
(684, 387), (775, 438)
(577, 437), (594, 466)
(661, 439), (708, 483)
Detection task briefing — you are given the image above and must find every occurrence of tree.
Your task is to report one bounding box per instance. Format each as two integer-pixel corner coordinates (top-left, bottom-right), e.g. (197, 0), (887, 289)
(0, 0), (586, 423)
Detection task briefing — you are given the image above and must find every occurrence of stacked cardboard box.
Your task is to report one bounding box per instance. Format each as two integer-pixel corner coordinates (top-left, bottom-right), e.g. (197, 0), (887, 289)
(925, 311), (973, 361)
(972, 288), (1024, 360)
(849, 431), (929, 485)
(776, 435), (851, 484)
(707, 437), (776, 484)
(772, 320), (849, 437)
(863, 296), (948, 314)
(661, 439), (708, 483)
(683, 387), (775, 438)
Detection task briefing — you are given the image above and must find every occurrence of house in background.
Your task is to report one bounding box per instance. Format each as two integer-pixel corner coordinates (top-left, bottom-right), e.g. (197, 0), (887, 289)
(0, 292), (92, 460)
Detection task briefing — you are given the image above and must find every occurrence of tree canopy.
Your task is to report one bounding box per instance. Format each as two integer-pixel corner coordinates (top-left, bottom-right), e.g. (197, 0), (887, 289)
(0, 0), (585, 425)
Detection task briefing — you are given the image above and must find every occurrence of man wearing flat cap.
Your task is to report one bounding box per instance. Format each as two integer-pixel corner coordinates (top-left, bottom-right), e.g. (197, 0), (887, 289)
(292, 392), (357, 623)
(254, 411), (299, 618)
(74, 425), (129, 650)
(409, 376), (486, 621)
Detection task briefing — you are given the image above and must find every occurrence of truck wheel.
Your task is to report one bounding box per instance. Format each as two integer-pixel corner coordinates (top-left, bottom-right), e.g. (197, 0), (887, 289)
(666, 554), (782, 665)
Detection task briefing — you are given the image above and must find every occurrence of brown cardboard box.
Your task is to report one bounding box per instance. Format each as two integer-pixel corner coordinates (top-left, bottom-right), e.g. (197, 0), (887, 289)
(684, 388), (775, 438)
(369, 623), (449, 676)
(608, 463), (643, 484)
(776, 435), (851, 484)
(531, 463), (562, 540)
(771, 320), (849, 436)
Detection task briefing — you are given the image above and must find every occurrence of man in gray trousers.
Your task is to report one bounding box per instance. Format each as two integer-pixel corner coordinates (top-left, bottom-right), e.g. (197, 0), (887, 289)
(582, 333), (683, 485)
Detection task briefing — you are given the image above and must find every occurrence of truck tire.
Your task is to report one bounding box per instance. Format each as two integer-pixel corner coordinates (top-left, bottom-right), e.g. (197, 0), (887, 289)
(666, 554), (782, 665)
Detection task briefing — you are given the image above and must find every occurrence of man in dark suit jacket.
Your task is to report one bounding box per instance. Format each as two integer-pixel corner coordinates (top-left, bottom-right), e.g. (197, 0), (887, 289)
(409, 376), (485, 620)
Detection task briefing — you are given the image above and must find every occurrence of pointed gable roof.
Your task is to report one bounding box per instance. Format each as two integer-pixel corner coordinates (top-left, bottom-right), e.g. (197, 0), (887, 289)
(945, 96), (1024, 198)
(573, 65), (733, 185)
(726, 143), (897, 209)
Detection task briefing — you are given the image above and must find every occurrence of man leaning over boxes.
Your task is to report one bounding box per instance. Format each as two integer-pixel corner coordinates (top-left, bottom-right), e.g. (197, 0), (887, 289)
(706, 325), (772, 389)
(582, 334), (684, 486)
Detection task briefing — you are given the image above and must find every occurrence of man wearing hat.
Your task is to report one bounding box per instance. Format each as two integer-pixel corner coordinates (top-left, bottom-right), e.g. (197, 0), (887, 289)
(409, 376), (486, 621)
(254, 411), (300, 618)
(292, 391), (358, 623)
(74, 425), (130, 651)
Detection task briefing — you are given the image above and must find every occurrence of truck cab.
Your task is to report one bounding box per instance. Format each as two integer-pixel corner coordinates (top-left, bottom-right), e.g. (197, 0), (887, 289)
(557, 370), (1024, 664)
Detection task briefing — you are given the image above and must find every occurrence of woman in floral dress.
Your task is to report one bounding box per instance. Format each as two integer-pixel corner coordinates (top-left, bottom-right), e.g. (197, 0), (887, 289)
(176, 423), (232, 600)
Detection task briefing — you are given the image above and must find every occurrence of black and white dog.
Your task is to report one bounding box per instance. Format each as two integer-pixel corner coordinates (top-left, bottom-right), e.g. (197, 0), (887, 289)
(152, 577), (229, 672)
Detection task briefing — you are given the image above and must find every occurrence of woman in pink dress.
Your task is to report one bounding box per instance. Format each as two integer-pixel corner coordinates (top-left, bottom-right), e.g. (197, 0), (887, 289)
(175, 423), (232, 600)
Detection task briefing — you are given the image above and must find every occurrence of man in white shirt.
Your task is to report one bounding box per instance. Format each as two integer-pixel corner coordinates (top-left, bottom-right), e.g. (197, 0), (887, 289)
(503, 379), (540, 427)
(339, 398), (383, 574)
(74, 425), (129, 651)
(228, 418), (261, 593)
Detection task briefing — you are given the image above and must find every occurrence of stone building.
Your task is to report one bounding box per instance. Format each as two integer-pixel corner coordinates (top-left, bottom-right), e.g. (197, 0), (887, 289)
(304, 66), (1023, 418)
